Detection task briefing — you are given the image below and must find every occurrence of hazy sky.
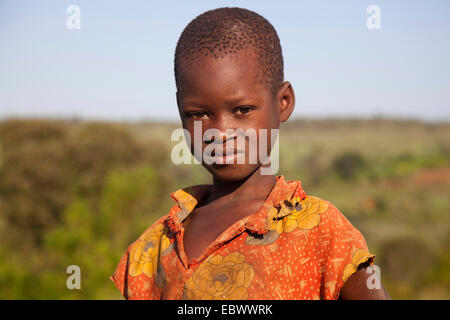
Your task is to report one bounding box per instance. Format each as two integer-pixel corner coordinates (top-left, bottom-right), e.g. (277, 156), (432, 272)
(1, 0), (449, 122)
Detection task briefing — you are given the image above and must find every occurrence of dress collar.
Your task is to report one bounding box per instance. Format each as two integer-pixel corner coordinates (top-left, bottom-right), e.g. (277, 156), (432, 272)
(165, 175), (307, 235)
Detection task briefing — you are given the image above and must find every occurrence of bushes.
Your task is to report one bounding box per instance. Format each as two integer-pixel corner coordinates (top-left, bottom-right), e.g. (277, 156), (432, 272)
(376, 237), (450, 299)
(0, 119), (174, 298)
(42, 166), (161, 299)
(332, 151), (367, 181)
(378, 237), (435, 283)
(329, 150), (449, 182)
(0, 120), (74, 246)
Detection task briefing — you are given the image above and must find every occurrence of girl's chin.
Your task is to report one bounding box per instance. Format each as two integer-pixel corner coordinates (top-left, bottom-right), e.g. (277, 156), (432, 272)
(205, 164), (261, 182)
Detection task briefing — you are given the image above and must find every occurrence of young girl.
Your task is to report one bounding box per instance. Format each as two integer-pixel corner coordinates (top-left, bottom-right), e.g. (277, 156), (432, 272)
(111, 7), (390, 300)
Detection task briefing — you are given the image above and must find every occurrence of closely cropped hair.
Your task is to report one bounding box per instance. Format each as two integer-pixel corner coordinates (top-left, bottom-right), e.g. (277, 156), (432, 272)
(174, 7), (284, 95)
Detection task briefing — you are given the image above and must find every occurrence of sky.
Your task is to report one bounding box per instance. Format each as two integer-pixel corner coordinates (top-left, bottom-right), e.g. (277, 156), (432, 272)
(0, 0), (449, 122)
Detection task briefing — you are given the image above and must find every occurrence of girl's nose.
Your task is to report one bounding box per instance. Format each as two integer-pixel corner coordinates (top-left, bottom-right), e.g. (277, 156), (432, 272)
(204, 116), (237, 144)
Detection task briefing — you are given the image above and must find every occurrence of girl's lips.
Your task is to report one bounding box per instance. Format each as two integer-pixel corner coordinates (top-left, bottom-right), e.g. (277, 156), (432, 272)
(209, 149), (245, 164)
(211, 149), (245, 156)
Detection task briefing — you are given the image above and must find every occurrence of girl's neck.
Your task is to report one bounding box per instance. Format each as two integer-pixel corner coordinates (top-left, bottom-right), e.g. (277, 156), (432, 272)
(207, 168), (276, 205)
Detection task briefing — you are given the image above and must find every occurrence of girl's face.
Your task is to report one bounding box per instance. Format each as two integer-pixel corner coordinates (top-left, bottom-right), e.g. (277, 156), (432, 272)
(176, 51), (290, 182)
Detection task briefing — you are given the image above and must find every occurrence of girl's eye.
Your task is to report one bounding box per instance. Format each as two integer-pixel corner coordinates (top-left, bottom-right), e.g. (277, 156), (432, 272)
(234, 106), (254, 115)
(187, 111), (208, 119)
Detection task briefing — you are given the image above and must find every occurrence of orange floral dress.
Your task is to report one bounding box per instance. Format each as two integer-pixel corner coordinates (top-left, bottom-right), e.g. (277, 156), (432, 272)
(111, 175), (375, 300)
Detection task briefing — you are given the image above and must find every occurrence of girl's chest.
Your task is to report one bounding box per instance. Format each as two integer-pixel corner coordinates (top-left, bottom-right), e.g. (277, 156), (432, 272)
(181, 200), (264, 264)
(161, 232), (324, 300)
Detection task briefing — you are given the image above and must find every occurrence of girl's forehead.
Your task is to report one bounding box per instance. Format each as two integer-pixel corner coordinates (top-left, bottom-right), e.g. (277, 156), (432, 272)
(181, 52), (259, 79)
(178, 54), (270, 101)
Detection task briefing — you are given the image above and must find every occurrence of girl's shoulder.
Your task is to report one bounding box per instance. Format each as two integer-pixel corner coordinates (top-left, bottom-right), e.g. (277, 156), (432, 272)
(292, 194), (371, 253)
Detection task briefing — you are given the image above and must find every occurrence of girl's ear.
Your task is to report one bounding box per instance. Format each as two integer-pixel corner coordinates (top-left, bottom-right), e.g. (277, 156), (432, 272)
(277, 81), (295, 122)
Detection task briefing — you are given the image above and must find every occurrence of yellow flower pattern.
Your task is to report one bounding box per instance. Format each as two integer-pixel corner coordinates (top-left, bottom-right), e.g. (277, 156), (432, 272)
(267, 195), (329, 234)
(183, 252), (255, 300)
(342, 248), (375, 282)
(129, 223), (172, 278)
(173, 189), (198, 221)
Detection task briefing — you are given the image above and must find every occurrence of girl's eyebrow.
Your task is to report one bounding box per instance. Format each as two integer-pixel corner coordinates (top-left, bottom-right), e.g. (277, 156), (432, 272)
(223, 96), (254, 106)
(181, 99), (209, 109)
(182, 94), (261, 108)
(181, 96), (211, 106)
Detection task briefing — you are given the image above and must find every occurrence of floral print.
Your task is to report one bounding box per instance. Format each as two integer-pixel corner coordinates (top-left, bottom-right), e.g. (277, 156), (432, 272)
(342, 248), (376, 282)
(266, 195), (329, 234)
(128, 224), (172, 278)
(183, 252), (255, 300)
(245, 196), (328, 246)
(111, 175), (375, 300)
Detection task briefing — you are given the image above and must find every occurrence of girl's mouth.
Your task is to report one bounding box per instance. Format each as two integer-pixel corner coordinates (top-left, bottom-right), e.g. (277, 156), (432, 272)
(209, 149), (245, 165)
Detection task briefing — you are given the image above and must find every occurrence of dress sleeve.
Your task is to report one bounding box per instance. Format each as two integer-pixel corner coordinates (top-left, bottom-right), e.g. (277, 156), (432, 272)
(317, 200), (375, 300)
(110, 244), (132, 299)
(109, 215), (171, 300)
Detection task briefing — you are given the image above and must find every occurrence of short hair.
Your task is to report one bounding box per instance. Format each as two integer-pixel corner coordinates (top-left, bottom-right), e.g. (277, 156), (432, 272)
(174, 7), (284, 96)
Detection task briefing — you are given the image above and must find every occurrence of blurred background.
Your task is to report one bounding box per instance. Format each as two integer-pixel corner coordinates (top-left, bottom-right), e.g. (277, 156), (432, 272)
(0, 0), (449, 299)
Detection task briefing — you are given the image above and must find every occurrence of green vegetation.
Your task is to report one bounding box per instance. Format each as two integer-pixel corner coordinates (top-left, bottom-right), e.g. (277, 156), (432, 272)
(0, 118), (449, 299)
